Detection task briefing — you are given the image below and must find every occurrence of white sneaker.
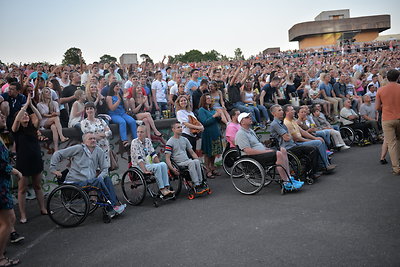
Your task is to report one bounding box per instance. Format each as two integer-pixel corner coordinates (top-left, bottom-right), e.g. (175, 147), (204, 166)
(341, 145), (350, 150)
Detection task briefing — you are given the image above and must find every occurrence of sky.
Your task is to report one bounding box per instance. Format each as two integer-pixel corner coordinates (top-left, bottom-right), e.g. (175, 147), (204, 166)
(0, 0), (399, 65)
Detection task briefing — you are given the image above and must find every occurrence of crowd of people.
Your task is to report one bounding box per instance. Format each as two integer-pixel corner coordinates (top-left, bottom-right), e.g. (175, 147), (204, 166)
(0, 40), (399, 266)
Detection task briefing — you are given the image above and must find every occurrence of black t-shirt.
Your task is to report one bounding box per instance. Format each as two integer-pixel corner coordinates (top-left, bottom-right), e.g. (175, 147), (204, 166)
(261, 84), (276, 104)
(61, 84), (85, 110)
(293, 75), (302, 89)
(228, 82), (242, 103)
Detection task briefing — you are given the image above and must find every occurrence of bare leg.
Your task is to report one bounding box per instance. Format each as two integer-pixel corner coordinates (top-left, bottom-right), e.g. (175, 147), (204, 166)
(275, 149), (290, 181)
(54, 117), (68, 141)
(17, 176), (28, 222)
(50, 124), (59, 151)
(142, 118), (152, 139)
(32, 173), (47, 214)
(223, 109), (231, 122)
(0, 210), (15, 260)
(136, 113), (161, 135)
(209, 156), (216, 171)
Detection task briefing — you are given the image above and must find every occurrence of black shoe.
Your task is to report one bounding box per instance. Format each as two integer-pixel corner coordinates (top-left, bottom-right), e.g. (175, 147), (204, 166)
(10, 231), (24, 243)
(380, 159), (388, 165)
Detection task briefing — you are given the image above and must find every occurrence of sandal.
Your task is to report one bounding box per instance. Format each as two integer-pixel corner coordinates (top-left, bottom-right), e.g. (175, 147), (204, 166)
(154, 132), (163, 137)
(37, 131), (49, 142)
(60, 137), (70, 143)
(0, 257), (20, 267)
(212, 170), (221, 176)
(122, 141), (130, 148)
(206, 171), (215, 179)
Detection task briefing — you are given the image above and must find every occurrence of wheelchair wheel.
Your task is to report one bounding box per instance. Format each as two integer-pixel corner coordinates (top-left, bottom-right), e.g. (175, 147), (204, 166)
(47, 184), (89, 228)
(222, 148), (240, 176)
(230, 158), (265, 195)
(121, 168), (147, 205)
(287, 151), (302, 179)
(168, 162), (183, 197)
(340, 127), (355, 146)
(354, 129), (364, 145)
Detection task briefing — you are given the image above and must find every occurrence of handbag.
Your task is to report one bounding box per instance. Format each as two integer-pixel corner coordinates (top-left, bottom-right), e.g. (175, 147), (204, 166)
(188, 115), (201, 134)
(109, 150), (119, 171)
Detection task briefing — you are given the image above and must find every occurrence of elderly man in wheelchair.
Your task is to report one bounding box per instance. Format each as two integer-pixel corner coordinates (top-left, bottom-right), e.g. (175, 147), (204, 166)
(165, 122), (210, 198)
(49, 132), (126, 225)
(234, 112), (304, 192)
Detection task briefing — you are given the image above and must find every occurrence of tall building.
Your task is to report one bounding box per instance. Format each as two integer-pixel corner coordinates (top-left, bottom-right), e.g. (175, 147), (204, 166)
(288, 9), (390, 49)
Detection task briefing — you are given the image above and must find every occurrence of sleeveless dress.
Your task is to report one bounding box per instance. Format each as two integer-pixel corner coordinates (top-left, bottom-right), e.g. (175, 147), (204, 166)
(13, 124), (43, 176)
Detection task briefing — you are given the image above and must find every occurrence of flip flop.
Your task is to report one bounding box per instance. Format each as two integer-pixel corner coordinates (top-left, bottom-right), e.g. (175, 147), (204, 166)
(212, 170), (221, 176)
(206, 172), (215, 179)
(0, 257), (20, 267)
(60, 137), (70, 143)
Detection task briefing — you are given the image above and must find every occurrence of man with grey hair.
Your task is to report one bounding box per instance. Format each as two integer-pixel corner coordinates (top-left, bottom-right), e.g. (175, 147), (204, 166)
(50, 132), (126, 216)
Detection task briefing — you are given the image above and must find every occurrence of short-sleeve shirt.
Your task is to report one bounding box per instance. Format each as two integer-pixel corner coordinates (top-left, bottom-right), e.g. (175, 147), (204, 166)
(176, 109), (196, 137)
(62, 84), (84, 110)
(151, 80), (167, 103)
(270, 118), (296, 149)
(185, 80), (200, 97)
(225, 122), (241, 148)
(228, 83), (242, 103)
(359, 103), (376, 121)
(261, 83), (275, 103)
(319, 82), (333, 97)
(283, 118), (302, 140)
(165, 136), (191, 163)
(235, 127), (265, 154)
(340, 107), (357, 125)
(1, 93), (26, 124)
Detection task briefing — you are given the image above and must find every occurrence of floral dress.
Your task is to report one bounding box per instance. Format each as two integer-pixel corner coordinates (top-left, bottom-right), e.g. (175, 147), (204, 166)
(80, 118), (112, 165)
(0, 140), (14, 210)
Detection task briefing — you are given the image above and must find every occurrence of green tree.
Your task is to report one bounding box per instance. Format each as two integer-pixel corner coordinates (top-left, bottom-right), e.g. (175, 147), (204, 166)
(99, 54), (117, 64)
(234, 48), (244, 60)
(62, 47), (85, 65)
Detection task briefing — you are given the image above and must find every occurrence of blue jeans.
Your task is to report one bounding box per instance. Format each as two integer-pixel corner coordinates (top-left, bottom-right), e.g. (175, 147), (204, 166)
(74, 176), (118, 207)
(145, 162), (170, 189)
(110, 113), (137, 141)
(315, 130), (331, 147)
(297, 140), (330, 168)
(257, 104), (270, 121)
(233, 102), (257, 122)
(157, 102), (168, 113)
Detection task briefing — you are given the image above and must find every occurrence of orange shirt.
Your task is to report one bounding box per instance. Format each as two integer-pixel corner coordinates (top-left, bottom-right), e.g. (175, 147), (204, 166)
(376, 82), (400, 121)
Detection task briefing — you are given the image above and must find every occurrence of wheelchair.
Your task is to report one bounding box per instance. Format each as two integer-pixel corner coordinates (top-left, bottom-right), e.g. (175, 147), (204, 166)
(47, 173), (115, 228)
(340, 123), (376, 146)
(230, 145), (301, 195)
(266, 137), (315, 185)
(121, 156), (178, 208)
(168, 160), (211, 200)
(222, 145), (241, 176)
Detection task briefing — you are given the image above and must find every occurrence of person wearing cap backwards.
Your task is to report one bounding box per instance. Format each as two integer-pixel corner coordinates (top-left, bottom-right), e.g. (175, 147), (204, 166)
(234, 112), (303, 191)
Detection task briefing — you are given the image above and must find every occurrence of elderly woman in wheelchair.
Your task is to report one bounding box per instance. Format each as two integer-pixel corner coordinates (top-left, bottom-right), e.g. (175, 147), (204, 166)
(130, 125), (175, 197)
(48, 132), (126, 227)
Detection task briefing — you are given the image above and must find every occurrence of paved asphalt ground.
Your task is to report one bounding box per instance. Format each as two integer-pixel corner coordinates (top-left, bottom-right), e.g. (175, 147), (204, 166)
(5, 143), (400, 267)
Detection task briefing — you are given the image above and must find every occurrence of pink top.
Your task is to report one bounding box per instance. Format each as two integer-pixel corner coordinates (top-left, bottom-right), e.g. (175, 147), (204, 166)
(225, 122), (241, 148)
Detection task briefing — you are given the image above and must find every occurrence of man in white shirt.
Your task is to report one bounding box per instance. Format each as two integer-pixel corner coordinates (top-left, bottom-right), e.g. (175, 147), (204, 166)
(151, 71), (168, 114)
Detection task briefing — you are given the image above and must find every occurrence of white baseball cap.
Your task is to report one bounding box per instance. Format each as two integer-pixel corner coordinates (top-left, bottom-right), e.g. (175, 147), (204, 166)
(238, 112), (251, 123)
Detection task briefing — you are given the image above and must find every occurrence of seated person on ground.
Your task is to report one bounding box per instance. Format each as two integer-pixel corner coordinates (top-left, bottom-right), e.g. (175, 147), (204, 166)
(50, 132), (126, 216)
(131, 125), (174, 197)
(165, 122), (208, 194)
(234, 112), (303, 190)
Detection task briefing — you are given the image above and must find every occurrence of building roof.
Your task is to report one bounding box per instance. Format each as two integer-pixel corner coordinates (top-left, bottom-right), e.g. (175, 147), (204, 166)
(289, 15), (391, 42)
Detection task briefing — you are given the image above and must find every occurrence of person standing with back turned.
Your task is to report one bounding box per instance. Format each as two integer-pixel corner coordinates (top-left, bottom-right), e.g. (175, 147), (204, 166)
(375, 69), (400, 175)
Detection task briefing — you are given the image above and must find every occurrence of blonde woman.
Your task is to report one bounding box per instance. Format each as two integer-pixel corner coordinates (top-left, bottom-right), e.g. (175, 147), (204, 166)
(37, 87), (69, 151)
(175, 95), (204, 151)
(68, 89), (86, 129)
